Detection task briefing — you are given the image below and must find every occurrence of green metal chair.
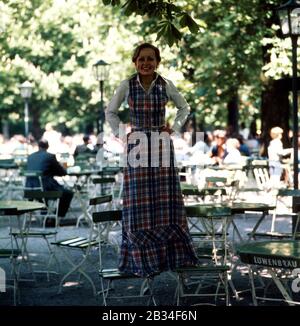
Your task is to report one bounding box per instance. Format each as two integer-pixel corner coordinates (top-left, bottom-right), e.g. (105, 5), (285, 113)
(174, 205), (231, 306)
(93, 209), (157, 306)
(10, 190), (63, 281)
(0, 249), (21, 305)
(0, 207), (21, 305)
(251, 188), (300, 240)
(52, 195), (113, 295)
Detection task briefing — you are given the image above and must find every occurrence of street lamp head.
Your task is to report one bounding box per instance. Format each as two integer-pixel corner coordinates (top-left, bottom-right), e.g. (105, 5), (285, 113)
(93, 59), (109, 81)
(277, 0), (300, 37)
(19, 80), (33, 99)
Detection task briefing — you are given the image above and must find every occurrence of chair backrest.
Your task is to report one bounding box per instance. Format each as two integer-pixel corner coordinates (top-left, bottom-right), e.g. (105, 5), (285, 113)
(91, 203), (121, 271)
(89, 194), (113, 206)
(24, 190), (63, 200)
(98, 167), (121, 176)
(92, 209), (122, 223)
(89, 194), (114, 226)
(0, 158), (16, 168)
(181, 184), (201, 197)
(277, 189), (300, 197)
(92, 177), (116, 185)
(91, 177), (117, 206)
(22, 170), (43, 178)
(22, 170), (44, 191)
(269, 188), (300, 236)
(23, 190), (63, 228)
(205, 176), (227, 186)
(74, 153), (96, 169)
(203, 177), (228, 203)
(250, 160), (270, 190)
(0, 208), (18, 216)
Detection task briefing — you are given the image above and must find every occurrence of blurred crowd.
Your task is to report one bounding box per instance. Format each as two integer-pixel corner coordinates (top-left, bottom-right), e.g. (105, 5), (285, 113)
(0, 129), (259, 165)
(0, 123), (124, 164)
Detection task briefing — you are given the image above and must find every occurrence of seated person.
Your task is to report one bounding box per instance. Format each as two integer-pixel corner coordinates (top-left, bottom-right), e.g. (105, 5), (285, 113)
(25, 139), (73, 219)
(223, 138), (244, 165)
(268, 127), (292, 188)
(208, 130), (228, 165)
(234, 133), (251, 157)
(73, 135), (94, 157)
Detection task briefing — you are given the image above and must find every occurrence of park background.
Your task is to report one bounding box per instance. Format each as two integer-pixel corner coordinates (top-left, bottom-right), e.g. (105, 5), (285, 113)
(0, 0), (295, 155)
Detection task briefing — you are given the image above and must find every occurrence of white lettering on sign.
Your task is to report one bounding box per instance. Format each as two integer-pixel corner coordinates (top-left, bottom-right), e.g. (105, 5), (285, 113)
(253, 256), (297, 268)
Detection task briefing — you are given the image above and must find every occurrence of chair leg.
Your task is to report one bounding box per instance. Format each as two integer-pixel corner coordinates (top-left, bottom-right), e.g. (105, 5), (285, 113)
(11, 257), (20, 305)
(141, 277), (157, 306)
(57, 248), (96, 295)
(43, 236), (60, 281)
(248, 266), (258, 306)
(224, 272), (230, 306)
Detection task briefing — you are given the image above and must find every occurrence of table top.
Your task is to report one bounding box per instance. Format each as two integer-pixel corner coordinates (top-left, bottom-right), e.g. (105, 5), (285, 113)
(185, 202), (275, 213)
(237, 240), (300, 268)
(0, 200), (45, 215)
(228, 202), (276, 213)
(67, 169), (100, 177)
(181, 185), (227, 196)
(0, 163), (18, 169)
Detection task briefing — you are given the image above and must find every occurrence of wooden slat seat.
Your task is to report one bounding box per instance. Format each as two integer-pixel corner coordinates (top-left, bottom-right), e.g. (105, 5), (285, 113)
(0, 249), (21, 258)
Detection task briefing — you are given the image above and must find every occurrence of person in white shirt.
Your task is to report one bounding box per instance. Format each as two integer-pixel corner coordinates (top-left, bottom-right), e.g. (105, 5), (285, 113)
(105, 75), (190, 138)
(268, 126), (292, 188)
(105, 42), (197, 277)
(223, 138), (244, 165)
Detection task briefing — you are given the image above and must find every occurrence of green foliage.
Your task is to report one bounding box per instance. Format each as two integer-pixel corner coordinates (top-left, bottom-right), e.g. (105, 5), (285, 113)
(0, 0), (296, 137)
(103, 0), (199, 46)
(0, 0), (143, 137)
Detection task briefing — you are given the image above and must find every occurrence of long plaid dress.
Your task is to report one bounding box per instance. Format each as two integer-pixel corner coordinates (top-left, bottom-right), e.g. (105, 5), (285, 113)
(119, 74), (198, 277)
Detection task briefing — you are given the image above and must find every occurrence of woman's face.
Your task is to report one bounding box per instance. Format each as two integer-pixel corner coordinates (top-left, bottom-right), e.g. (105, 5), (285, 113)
(134, 48), (158, 77)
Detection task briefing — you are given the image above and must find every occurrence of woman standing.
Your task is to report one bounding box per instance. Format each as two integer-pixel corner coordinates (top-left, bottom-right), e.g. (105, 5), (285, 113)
(106, 43), (198, 277)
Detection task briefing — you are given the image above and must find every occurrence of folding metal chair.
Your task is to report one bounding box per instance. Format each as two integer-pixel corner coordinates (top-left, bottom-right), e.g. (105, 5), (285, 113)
(10, 190), (62, 281)
(251, 188), (300, 240)
(250, 160), (270, 191)
(175, 205), (231, 306)
(22, 170), (44, 191)
(75, 176), (117, 227)
(0, 249), (21, 305)
(92, 209), (157, 306)
(52, 195), (113, 295)
(0, 207), (21, 305)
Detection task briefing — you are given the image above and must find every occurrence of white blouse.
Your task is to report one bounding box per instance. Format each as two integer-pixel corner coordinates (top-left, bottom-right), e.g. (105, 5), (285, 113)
(105, 74), (190, 137)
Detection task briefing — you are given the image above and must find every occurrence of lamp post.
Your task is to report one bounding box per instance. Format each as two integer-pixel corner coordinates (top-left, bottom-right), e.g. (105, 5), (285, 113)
(277, 0), (300, 190)
(19, 81), (33, 139)
(93, 59), (109, 134)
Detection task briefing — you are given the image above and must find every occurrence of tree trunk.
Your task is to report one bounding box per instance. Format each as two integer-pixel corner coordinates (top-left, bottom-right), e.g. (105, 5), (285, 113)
(30, 104), (43, 140)
(260, 78), (291, 157)
(227, 90), (239, 136)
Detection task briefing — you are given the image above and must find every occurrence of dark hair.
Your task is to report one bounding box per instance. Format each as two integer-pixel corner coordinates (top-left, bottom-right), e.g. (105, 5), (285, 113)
(83, 135), (90, 142)
(132, 43), (161, 63)
(38, 139), (49, 149)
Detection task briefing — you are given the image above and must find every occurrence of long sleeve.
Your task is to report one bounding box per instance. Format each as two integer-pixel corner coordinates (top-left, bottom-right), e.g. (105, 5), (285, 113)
(105, 79), (129, 137)
(165, 79), (190, 133)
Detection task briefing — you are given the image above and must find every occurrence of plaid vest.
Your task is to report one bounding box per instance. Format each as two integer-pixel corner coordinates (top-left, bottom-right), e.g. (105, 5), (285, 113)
(128, 74), (168, 129)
